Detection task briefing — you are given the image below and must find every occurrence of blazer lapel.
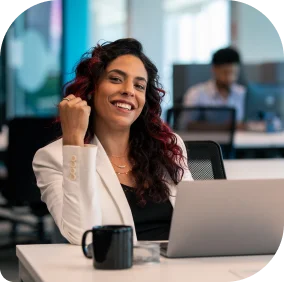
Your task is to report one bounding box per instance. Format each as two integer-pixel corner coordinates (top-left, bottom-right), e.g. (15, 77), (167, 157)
(93, 136), (137, 241)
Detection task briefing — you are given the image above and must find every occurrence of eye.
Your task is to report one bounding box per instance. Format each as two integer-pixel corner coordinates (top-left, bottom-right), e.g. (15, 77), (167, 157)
(109, 76), (122, 83)
(135, 84), (146, 91)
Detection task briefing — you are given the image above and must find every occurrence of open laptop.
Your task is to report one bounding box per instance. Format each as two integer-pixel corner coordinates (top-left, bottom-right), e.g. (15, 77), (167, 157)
(160, 179), (284, 258)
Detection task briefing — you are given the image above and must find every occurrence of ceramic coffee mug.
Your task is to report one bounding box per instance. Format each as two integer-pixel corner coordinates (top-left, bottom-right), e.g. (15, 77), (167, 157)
(82, 225), (133, 270)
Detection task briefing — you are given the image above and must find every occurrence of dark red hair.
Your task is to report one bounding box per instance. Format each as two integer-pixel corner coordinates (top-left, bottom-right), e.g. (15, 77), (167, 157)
(63, 38), (186, 206)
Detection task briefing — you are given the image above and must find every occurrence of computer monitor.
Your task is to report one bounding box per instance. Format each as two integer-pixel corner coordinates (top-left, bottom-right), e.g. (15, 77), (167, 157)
(244, 83), (284, 121)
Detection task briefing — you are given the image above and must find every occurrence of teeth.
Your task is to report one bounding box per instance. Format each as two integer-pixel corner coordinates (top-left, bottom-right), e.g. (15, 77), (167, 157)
(114, 102), (132, 110)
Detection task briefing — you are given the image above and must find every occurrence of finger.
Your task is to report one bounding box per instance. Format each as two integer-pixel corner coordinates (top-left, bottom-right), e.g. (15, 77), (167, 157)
(76, 100), (88, 107)
(60, 94), (76, 105)
(65, 94), (76, 100)
(86, 105), (91, 112)
(67, 97), (82, 105)
(84, 106), (91, 114)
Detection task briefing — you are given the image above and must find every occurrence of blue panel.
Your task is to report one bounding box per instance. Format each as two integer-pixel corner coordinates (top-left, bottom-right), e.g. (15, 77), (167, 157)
(63, 0), (89, 84)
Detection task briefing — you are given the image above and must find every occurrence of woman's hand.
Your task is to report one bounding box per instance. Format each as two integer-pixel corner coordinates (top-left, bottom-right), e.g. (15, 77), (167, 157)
(59, 94), (91, 146)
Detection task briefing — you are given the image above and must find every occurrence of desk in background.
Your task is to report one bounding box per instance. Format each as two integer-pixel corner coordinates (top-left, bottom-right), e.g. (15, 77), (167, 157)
(224, 159), (284, 179)
(234, 131), (284, 149)
(2, 128), (284, 155)
(16, 244), (272, 282)
(178, 130), (284, 158)
(177, 130), (284, 150)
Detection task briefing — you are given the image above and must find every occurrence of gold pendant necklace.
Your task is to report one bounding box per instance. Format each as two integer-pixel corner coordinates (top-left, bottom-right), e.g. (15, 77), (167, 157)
(111, 161), (127, 169)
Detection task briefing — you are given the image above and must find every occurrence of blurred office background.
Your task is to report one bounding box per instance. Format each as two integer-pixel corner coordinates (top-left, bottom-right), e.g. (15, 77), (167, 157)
(1, 0), (284, 125)
(0, 0), (283, 281)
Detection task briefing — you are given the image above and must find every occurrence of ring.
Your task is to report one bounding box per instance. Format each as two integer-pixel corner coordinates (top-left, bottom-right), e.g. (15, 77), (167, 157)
(62, 98), (71, 102)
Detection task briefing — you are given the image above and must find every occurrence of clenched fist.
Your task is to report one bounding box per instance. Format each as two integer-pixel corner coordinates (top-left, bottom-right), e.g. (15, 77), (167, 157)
(59, 94), (91, 146)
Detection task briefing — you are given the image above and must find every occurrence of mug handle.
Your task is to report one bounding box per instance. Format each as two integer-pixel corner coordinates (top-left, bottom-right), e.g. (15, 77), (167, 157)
(81, 229), (92, 259)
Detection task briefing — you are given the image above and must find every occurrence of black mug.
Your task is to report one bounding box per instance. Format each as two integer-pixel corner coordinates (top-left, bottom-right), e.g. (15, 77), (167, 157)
(82, 225), (133, 270)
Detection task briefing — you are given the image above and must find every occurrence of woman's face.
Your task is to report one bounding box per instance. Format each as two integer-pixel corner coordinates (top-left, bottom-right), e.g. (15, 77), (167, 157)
(94, 54), (148, 130)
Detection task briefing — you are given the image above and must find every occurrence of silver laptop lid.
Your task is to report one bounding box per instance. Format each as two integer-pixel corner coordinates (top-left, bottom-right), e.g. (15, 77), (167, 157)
(167, 179), (284, 258)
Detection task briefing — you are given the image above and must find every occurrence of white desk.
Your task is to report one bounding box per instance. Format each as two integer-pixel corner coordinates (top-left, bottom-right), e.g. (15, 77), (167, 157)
(16, 244), (272, 282)
(224, 159), (284, 179)
(177, 130), (284, 149)
(234, 131), (284, 149)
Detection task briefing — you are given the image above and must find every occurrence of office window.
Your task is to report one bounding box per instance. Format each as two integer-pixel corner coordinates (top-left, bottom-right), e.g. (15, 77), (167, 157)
(164, 0), (229, 63)
(163, 0), (230, 106)
(89, 0), (127, 46)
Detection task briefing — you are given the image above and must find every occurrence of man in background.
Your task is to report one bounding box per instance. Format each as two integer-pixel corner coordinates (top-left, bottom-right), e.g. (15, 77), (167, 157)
(182, 47), (246, 128)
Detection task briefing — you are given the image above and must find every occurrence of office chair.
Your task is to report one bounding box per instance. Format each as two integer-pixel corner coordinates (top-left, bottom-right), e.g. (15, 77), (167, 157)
(185, 140), (226, 180)
(167, 106), (236, 159)
(0, 117), (61, 249)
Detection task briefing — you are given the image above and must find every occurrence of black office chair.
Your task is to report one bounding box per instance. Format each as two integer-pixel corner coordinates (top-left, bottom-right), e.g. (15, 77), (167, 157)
(167, 106), (236, 159)
(0, 117), (61, 249)
(185, 140), (226, 180)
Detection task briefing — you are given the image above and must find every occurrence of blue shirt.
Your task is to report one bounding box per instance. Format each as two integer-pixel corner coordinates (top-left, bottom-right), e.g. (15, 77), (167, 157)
(183, 80), (246, 122)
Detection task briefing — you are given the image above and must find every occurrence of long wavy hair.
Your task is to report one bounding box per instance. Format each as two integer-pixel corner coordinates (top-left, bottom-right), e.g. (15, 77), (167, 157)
(63, 38), (186, 206)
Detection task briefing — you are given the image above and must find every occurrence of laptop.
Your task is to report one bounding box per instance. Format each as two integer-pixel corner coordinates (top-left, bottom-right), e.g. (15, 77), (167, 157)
(160, 179), (284, 258)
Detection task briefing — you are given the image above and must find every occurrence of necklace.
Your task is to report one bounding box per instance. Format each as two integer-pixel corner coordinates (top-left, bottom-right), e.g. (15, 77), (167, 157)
(111, 161), (127, 169)
(115, 169), (132, 175)
(109, 153), (127, 168)
(110, 154), (126, 158)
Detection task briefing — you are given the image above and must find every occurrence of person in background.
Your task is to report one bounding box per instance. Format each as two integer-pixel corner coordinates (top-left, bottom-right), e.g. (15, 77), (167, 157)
(182, 47), (246, 129)
(33, 38), (192, 245)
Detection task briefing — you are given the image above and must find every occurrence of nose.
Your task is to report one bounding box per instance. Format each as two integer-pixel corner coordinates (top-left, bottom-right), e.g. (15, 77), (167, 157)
(121, 80), (135, 97)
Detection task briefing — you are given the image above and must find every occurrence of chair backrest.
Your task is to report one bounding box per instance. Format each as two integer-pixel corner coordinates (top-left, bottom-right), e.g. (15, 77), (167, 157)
(185, 140), (226, 180)
(3, 117), (61, 205)
(167, 106), (236, 158)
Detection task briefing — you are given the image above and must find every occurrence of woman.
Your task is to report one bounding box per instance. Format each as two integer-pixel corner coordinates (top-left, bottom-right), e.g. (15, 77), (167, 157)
(33, 38), (193, 245)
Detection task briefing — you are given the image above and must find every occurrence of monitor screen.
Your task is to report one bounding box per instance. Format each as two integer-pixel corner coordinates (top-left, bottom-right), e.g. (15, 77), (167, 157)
(244, 83), (284, 121)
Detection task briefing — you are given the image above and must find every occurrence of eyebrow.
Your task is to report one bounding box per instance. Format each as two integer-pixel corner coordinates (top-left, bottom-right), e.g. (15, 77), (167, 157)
(108, 69), (147, 83)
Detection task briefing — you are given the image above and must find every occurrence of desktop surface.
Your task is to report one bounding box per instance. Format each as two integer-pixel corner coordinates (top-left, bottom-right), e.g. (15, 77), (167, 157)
(16, 244), (273, 282)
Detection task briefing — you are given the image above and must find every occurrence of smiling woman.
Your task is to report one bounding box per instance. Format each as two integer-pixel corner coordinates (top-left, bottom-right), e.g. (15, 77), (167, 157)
(32, 38), (193, 244)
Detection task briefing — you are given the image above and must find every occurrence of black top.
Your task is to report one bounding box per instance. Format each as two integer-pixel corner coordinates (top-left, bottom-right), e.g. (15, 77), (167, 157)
(121, 184), (173, 241)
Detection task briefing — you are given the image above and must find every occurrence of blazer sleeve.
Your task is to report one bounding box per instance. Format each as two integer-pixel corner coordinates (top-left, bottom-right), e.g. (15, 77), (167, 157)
(175, 133), (193, 181)
(32, 140), (102, 245)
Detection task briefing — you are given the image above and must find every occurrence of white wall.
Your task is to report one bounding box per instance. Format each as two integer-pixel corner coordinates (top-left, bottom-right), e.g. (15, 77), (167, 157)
(127, 0), (164, 81)
(127, 0), (166, 117)
(231, 1), (284, 63)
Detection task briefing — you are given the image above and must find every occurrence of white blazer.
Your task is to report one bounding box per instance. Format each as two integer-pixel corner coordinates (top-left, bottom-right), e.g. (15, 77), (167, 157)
(32, 134), (193, 245)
